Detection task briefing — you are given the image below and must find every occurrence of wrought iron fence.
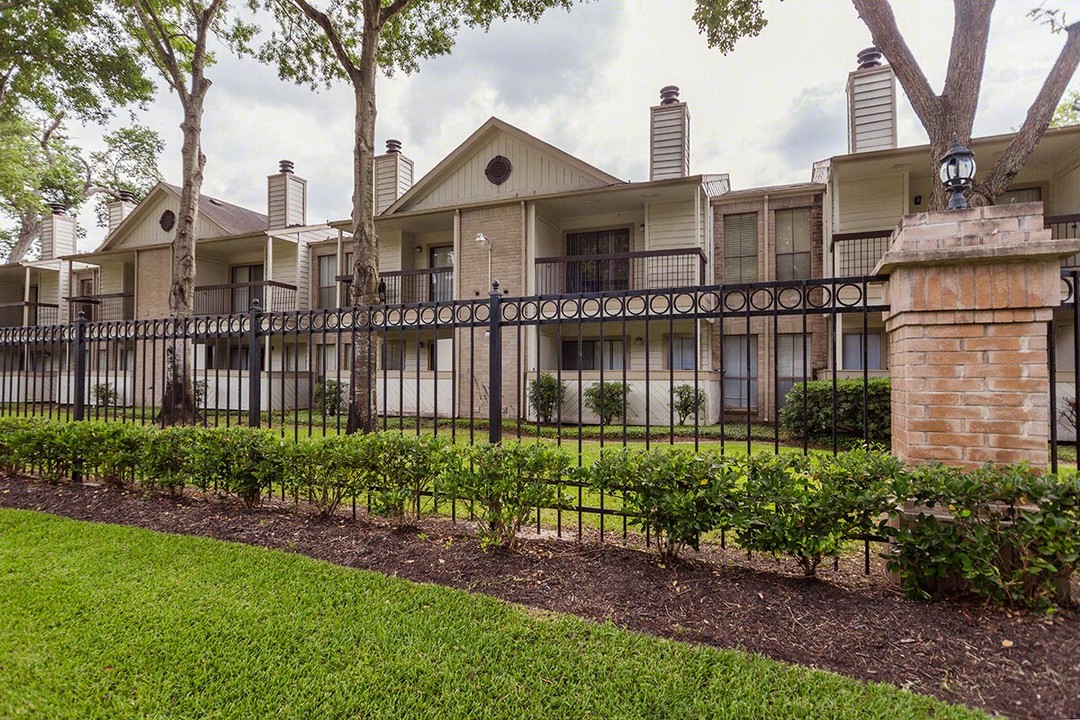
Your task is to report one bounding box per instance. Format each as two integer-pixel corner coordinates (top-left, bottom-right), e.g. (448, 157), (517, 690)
(0, 277), (893, 562)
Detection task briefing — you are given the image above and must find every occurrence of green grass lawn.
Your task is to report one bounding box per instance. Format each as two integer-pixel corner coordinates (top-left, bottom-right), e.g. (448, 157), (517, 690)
(0, 509), (985, 720)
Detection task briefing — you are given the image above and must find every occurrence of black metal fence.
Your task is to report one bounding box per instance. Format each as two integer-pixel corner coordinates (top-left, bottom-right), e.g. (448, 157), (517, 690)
(535, 248), (708, 294)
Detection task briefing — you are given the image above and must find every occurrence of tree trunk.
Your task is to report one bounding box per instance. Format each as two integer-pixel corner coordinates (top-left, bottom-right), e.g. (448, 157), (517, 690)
(6, 211), (41, 263)
(158, 85), (207, 426)
(346, 15), (382, 435)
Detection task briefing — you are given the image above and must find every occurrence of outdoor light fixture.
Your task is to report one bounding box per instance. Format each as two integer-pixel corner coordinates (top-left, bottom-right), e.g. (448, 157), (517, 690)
(939, 134), (976, 211)
(475, 232), (493, 288)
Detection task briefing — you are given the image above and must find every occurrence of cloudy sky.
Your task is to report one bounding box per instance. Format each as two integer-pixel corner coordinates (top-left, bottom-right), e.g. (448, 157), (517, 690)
(71, 0), (1078, 249)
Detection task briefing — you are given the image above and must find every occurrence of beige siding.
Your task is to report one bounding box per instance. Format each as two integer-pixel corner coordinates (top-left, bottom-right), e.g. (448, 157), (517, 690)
(650, 104), (690, 180)
(837, 173), (905, 233)
(271, 238), (296, 285)
(296, 238), (311, 310)
(1052, 164), (1080, 215)
(98, 260), (125, 295)
(286, 175), (306, 227)
(196, 258), (229, 285)
(0, 281), (22, 303)
(39, 273), (58, 307)
(408, 131), (609, 212)
(40, 214), (76, 260)
(378, 229), (403, 273)
(114, 193), (222, 249)
(647, 200), (697, 249)
(847, 66), (896, 153)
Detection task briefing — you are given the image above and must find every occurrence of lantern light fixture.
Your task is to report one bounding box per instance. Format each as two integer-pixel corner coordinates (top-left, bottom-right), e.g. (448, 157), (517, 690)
(939, 134), (977, 211)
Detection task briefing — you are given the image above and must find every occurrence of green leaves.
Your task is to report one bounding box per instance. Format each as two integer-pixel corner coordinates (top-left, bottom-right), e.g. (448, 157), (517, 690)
(443, 441), (572, 549)
(527, 373), (566, 424)
(583, 381), (630, 426)
(780, 379), (892, 446)
(692, 0), (769, 55)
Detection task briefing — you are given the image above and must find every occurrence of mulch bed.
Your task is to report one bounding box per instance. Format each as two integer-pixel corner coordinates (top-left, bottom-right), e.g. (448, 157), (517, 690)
(1, 476), (1077, 720)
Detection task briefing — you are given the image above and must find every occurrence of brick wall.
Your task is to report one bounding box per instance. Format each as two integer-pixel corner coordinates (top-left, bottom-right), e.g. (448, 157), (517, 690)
(457, 205), (523, 418)
(881, 203), (1076, 469)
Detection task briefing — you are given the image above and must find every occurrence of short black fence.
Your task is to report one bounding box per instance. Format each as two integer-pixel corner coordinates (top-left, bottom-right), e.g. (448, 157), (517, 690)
(0, 277), (897, 564)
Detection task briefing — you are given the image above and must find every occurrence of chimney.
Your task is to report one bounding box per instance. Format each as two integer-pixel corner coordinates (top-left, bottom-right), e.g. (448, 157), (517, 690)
(107, 190), (137, 235)
(40, 204), (76, 260)
(373, 139), (414, 214)
(846, 47), (897, 153)
(267, 159), (307, 229)
(650, 86), (690, 181)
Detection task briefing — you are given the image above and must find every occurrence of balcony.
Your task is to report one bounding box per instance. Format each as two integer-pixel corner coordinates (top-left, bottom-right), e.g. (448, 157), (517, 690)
(194, 281), (297, 315)
(0, 302), (59, 327)
(68, 293), (134, 322)
(832, 231), (893, 277)
(535, 248), (708, 295)
(1048, 214), (1080, 267)
(339, 267), (454, 305)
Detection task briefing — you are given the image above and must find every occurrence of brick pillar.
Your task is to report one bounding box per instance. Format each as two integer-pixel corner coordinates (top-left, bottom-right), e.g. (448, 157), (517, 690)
(876, 203), (1080, 470)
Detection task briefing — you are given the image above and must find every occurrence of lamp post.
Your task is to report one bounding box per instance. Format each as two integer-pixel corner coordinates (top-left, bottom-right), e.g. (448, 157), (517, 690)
(475, 232), (492, 288)
(939, 134), (977, 211)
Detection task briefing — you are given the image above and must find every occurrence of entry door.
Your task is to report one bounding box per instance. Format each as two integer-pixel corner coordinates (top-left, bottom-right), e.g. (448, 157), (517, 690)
(231, 264), (264, 312)
(429, 246), (453, 302)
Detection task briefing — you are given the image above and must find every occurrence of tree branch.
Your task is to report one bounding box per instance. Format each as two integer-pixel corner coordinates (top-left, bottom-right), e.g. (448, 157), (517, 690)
(132, 0), (189, 104)
(941, 0), (994, 139)
(380, 0), (414, 25)
(289, 0), (361, 81)
(973, 21), (1080, 204)
(851, 0), (941, 127)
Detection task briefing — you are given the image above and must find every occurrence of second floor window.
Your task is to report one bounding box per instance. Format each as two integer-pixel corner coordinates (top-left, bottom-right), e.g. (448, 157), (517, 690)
(775, 208), (811, 281)
(723, 213), (758, 283)
(668, 335), (696, 370)
(317, 255), (337, 308)
(565, 229), (630, 293)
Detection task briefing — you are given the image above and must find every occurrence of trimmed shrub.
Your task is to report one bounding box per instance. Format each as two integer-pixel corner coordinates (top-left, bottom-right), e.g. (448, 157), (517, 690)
(183, 426), (283, 507)
(64, 421), (152, 487)
(443, 442), (572, 549)
(583, 381), (630, 426)
(91, 383), (119, 407)
(9, 419), (74, 483)
(671, 384), (706, 425)
(886, 463), (1080, 608)
(0, 417), (47, 475)
(732, 450), (900, 576)
(587, 447), (738, 561)
(366, 432), (447, 523)
(527, 373), (566, 424)
(278, 433), (371, 517)
(139, 425), (204, 493)
(314, 379), (349, 416)
(779, 378), (891, 444)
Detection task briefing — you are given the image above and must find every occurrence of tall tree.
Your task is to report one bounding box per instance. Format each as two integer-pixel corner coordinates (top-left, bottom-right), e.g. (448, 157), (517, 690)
(1, 121), (163, 262)
(0, 0), (156, 260)
(116, 0), (254, 424)
(255, 0), (576, 433)
(694, 0), (1080, 209)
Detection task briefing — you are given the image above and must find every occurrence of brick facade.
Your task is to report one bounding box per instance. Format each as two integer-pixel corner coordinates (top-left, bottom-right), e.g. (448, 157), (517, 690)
(879, 203), (1080, 469)
(457, 205), (523, 418)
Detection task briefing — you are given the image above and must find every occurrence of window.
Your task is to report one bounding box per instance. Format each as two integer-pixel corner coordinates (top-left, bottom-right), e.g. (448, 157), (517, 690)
(382, 339), (403, 371)
(668, 335), (696, 370)
(565, 229), (631, 293)
(723, 335), (757, 409)
(997, 187), (1041, 205)
(317, 255), (337, 308)
(723, 213), (758, 283)
(775, 208), (812, 281)
(429, 246), (454, 302)
(843, 332), (886, 371)
(560, 339), (624, 371)
(776, 334), (810, 406)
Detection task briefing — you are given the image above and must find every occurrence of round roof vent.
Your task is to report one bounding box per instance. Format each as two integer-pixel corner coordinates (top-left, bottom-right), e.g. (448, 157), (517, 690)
(485, 155), (512, 186)
(159, 210), (176, 232)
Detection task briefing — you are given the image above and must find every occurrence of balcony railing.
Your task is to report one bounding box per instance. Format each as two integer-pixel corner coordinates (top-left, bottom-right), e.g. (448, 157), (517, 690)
(194, 281), (296, 315)
(0, 302), (59, 327)
(535, 248), (708, 295)
(338, 267), (454, 305)
(1047, 214), (1080, 267)
(68, 293), (134, 322)
(833, 230), (893, 277)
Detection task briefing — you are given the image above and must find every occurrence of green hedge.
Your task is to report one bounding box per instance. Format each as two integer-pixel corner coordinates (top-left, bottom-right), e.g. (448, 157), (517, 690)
(780, 378), (891, 444)
(2, 417), (1076, 608)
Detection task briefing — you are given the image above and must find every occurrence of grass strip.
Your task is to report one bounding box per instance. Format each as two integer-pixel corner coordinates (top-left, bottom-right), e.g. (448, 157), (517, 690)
(0, 509), (985, 719)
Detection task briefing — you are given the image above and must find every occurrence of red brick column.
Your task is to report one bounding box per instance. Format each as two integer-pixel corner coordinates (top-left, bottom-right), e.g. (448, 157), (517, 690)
(876, 203), (1080, 470)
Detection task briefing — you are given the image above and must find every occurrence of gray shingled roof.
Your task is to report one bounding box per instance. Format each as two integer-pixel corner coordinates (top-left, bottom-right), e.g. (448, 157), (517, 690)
(163, 183), (268, 236)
